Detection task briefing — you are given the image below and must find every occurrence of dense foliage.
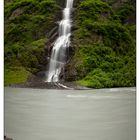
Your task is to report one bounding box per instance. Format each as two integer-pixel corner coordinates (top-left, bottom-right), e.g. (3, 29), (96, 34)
(66, 0), (136, 88)
(4, 0), (61, 85)
(5, 0), (136, 88)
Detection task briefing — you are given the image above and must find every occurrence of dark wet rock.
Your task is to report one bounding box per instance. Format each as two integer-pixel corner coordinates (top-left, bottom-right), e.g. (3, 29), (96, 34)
(10, 66), (91, 90)
(11, 81), (91, 90)
(4, 135), (13, 140)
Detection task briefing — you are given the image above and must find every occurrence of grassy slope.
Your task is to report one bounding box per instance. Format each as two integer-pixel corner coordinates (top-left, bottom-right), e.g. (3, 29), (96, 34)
(68, 0), (136, 88)
(4, 0), (60, 86)
(4, 66), (31, 85)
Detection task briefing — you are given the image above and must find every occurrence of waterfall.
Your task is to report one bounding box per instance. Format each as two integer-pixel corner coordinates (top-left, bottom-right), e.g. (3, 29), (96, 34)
(46, 0), (74, 82)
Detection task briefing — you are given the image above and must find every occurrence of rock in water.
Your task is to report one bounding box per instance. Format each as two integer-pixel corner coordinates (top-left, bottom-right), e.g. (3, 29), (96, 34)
(4, 135), (13, 140)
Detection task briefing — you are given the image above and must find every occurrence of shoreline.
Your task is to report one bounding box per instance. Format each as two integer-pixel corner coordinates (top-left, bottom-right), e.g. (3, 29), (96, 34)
(8, 82), (91, 90)
(5, 82), (136, 91)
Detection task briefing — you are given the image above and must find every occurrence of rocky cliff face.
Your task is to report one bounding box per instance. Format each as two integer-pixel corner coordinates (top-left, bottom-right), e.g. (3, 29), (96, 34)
(4, 0), (136, 88)
(4, 0), (82, 85)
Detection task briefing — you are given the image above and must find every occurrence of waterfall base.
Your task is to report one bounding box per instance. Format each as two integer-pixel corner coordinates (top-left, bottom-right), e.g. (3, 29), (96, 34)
(9, 71), (91, 89)
(10, 82), (90, 90)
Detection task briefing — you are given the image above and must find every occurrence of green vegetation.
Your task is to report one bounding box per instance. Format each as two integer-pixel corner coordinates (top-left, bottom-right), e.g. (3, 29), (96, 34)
(4, 66), (31, 86)
(66, 0), (136, 88)
(5, 0), (136, 88)
(4, 0), (61, 85)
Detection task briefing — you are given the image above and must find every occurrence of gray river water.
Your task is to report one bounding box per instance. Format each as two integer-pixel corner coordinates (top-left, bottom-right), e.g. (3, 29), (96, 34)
(4, 87), (136, 140)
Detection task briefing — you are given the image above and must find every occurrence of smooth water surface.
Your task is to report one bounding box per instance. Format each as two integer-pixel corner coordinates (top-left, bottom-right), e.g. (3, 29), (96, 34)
(5, 87), (136, 140)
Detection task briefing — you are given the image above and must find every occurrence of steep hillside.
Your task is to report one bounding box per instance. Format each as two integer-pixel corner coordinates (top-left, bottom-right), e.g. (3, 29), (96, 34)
(65, 0), (136, 88)
(4, 0), (62, 85)
(4, 0), (136, 88)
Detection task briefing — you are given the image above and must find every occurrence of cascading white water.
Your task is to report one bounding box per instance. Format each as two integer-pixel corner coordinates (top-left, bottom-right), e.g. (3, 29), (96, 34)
(46, 0), (74, 82)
